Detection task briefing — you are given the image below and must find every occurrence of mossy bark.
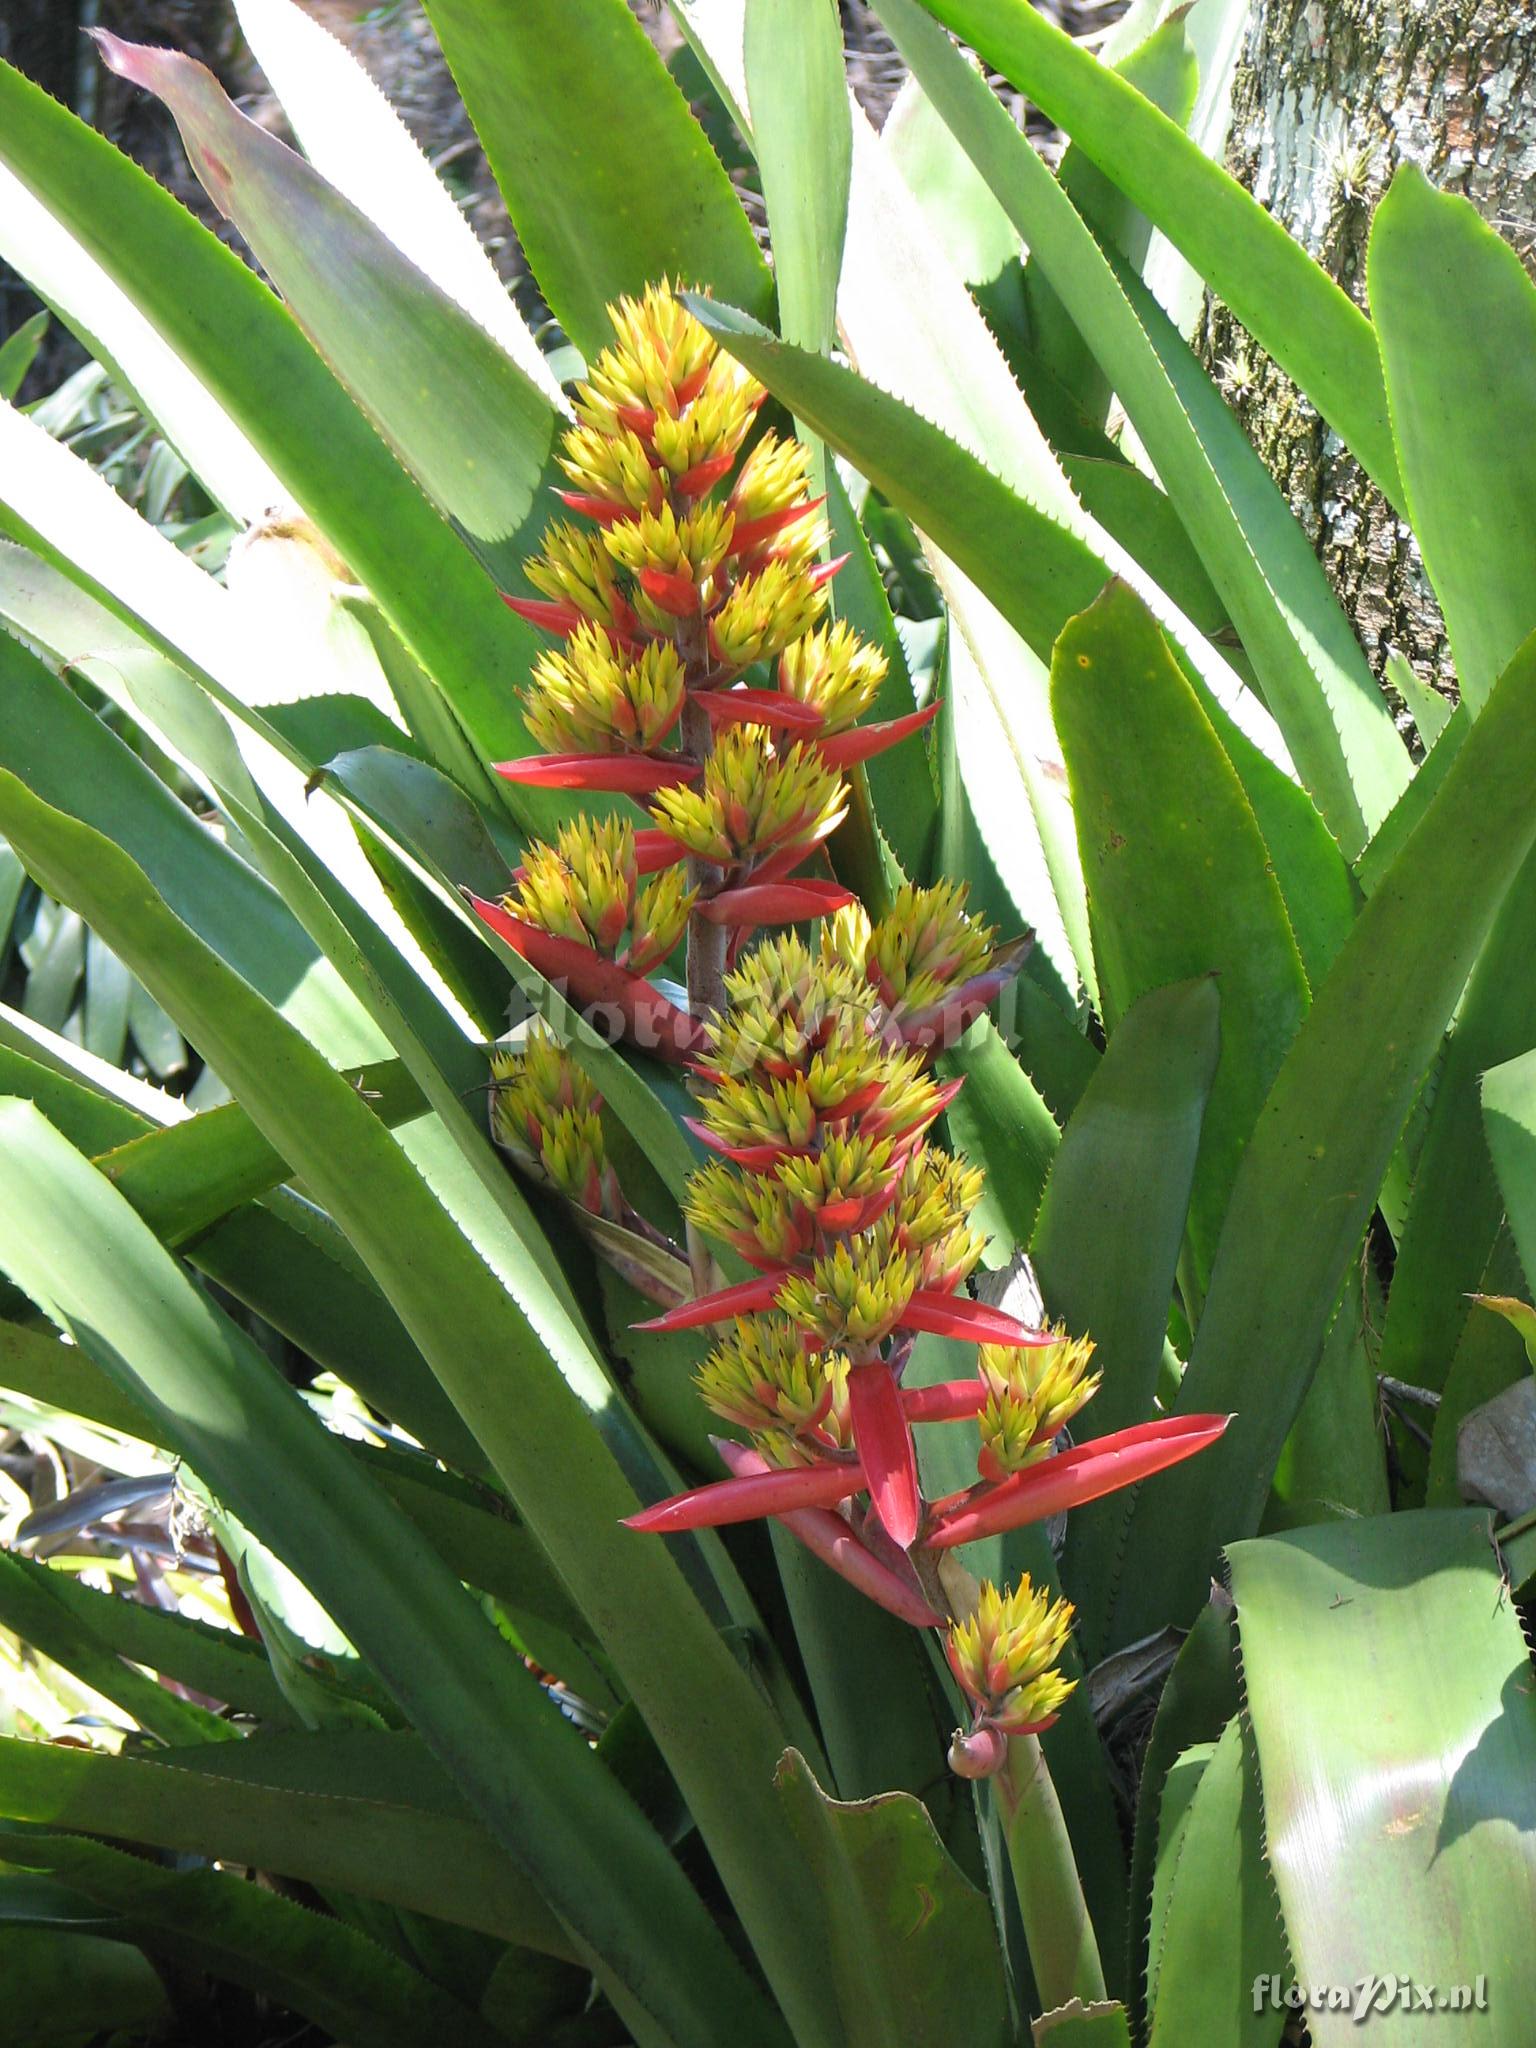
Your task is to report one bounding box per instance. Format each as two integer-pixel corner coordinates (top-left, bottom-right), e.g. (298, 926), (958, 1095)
(1202, 1), (1536, 698)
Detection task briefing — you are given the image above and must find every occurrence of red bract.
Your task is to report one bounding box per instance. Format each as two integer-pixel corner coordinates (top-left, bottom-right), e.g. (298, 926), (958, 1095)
(632, 1273), (782, 1331)
(694, 878), (856, 927)
(502, 592), (584, 636)
(847, 1360), (921, 1547)
(467, 894), (703, 1063)
(493, 753), (700, 794)
(902, 1379), (991, 1424)
(899, 1290), (1057, 1347)
(815, 702), (942, 768)
(621, 1456), (865, 1533)
(925, 1414), (1233, 1550)
(695, 687), (826, 734)
(638, 565), (703, 617)
(714, 1440), (944, 1627)
(727, 495), (827, 558)
(886, 935), (1035, 1050)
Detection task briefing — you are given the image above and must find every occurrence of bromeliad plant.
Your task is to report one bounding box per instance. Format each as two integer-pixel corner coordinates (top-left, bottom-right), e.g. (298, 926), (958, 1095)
(471, 283), (1226, 1693)
(0, 0), (1535, 2043)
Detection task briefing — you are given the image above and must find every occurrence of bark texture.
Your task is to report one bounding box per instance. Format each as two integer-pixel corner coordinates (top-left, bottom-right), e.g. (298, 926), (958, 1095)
(1202, 1), (1536, 697)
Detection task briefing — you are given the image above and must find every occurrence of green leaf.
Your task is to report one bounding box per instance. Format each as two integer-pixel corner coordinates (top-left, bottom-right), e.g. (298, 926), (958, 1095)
(1424, 1229), (1530, 1509)
(1376, 847), (1536, 1400)
(1128, 1600), (1240, 2039)
(0, 773), (836, 2048)
(0, 310), (48, 402)
(0, 1832), (510, 2048)
(876, 0), (1410, 856)
(0, 631), (376, 1063)
(774, 1747), (1011, 2048)
(0, 1103), (780, 2048)
(94, 1058), (421, 1248)
(825, 467), (936, 893)
(421, 0), (772, 360)
(900, 0), (1401, 505)
(1051, 584), (1309, 1299)
(94, 32), (557, 589)
(1267, 1271), (1390, 1529)
(0, 1548), (289, 1722)
(745, 0), (849, 357)
(0, 1728), (572, 1955)
(1144, 1717), (1284, 2048)
(1036, 977), (1221, 1659)
(1485, 1046), (1536, 1299)
(941, 1018), (1062, 1264)
(0, 1925), (168, 2042)
(1369, 167), (1536, 714)
(229, 0), (562, 402)
(1108, 625), (1536, 1641)
(0, 1549), (231, 1749)
(1229, 1512), (1536, 2040)
(1033, 2002), (1133, 2047)
(0, 58), (550, 809)
(1023, 11), (1198, 433)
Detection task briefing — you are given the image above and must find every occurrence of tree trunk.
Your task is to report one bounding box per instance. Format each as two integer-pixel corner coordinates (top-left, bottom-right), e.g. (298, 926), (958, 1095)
(1202, 1), (1536, 702)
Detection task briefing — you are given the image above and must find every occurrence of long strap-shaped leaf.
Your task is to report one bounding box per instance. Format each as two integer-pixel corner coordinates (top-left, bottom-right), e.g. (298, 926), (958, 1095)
(1369, 168), (1536, 716)
(1050, 586), (1309, 1304)
(0, 1101), (784, 2048)
(0, 59), (547, 812)
(902, 0), (1402, 508)
(0, 1729), (572, 1955)
(1034, 976), (1220, 1662)
(1229, 1512), (1536, 2044)
(1106, 625), (1536, 1644)
(92, 33), (557, 593)
(0, 774), (837, 2048)
(876, 0), (1411, 857)
(0, 1830), (509, 2048)
(421, 0), (773, 361)
(230, 0), (563, 403)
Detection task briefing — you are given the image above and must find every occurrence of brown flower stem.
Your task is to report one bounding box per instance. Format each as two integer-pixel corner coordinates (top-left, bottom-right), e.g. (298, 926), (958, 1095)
(995, 1734), (1107, 2014)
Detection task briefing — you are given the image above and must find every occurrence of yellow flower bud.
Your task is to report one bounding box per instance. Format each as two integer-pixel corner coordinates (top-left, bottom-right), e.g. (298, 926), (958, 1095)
(649, 731), (846, 868)
(709, 561), (829, 669)
(522, 626), (685, 755)
(695, 1316), (852, 1460)
(977, 1329), (1100, 1477)
(867, 881), (997, 1014)
(525, 521), (626, 626)
(946, 1576), (1078, 1735)
(509, 818), (693, 972)
(779, 622), (888, 734)
(777, 1238), (921, 1346)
